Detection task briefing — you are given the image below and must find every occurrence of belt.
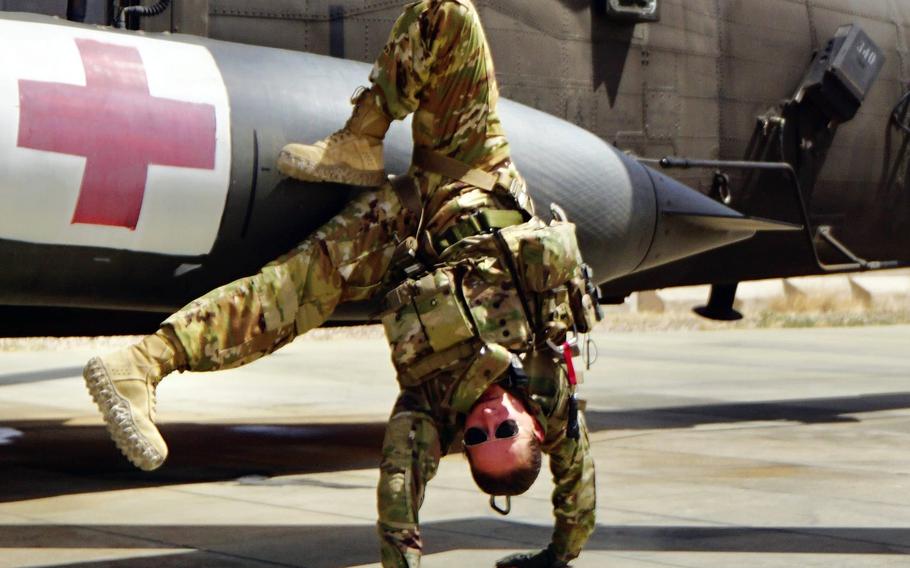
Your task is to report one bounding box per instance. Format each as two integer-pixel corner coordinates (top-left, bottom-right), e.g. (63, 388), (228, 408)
(434, 208), (525, 251)
(413, 147), (515, 192)
(399, 341), (478, 386)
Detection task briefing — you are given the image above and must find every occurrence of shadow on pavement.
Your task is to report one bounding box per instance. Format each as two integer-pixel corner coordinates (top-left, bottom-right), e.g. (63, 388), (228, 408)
(0, 520), (907, 567)
(584, 392), (910, 431)
(5, 392), (910, 503)
(0, 421), (386, 503)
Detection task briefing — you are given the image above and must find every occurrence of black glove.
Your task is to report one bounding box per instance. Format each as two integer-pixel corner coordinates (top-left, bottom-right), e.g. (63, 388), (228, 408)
(495, 545), (568, 568)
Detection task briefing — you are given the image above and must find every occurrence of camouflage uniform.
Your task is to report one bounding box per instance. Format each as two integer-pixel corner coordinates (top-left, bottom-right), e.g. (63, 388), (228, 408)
(369, 0), (535, 234)
(161, 1), (595, 566)
(377, 350), (596, 568)
(164, 182), (414, 370)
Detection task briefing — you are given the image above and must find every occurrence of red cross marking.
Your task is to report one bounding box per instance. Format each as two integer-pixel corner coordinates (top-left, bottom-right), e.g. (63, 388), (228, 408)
(17, 39), (217, 230)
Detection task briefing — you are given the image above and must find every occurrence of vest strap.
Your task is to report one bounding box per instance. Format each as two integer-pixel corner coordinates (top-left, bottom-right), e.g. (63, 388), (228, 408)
(434, 208), (525, 251)
(413, 147), (499, 190)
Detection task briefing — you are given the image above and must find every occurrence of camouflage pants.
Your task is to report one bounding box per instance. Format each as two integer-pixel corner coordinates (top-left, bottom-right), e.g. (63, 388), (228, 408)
(163, 185), (412, 371)
(370, 0), (534, 248)
(369, 0), (510, 170)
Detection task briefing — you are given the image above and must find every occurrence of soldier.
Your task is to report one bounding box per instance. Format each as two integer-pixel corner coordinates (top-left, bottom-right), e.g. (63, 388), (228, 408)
(83, 1), (596, 566)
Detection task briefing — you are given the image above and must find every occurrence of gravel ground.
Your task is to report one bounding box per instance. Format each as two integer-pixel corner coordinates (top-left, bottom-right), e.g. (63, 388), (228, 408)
(1, 296), (908, 351)
(598, 306), (910, 332)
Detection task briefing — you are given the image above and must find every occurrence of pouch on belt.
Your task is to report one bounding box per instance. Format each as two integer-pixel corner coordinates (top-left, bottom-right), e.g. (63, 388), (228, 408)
(381, 267), (476, 386)
(497, 219), (597, 333)
(499, 219), (582, 293)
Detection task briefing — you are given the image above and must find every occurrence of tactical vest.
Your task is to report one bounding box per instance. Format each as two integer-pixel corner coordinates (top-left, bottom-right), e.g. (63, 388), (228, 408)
(380, 216), (596, 399)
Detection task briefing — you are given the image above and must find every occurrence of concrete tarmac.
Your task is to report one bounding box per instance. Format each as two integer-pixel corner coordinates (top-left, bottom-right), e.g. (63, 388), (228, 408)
(1, 325), (910, 567)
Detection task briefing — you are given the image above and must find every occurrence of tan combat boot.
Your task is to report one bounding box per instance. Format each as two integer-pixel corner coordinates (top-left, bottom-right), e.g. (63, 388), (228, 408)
(83, 330), (185, 471)
(278, 87), (392, 186)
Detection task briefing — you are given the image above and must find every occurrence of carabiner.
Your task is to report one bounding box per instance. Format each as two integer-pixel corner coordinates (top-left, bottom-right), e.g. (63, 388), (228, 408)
(489, 495), (512, 516)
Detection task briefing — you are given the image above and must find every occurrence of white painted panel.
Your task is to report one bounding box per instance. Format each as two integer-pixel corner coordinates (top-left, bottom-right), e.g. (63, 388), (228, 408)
(0, 20), (232, 256)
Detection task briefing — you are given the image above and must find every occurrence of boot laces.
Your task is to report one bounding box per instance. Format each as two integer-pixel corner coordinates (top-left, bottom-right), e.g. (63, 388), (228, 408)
(325, 129), (356, 144)
(349, 86), (368, 105)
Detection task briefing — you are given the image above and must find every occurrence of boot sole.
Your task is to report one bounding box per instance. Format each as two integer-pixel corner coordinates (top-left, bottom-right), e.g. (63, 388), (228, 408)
(277, 151), (386, 187)
(83, 357), (166, 472)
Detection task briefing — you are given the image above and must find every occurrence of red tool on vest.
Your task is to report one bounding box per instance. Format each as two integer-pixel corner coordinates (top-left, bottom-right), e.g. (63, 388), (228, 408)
(563, 341), (581, 440)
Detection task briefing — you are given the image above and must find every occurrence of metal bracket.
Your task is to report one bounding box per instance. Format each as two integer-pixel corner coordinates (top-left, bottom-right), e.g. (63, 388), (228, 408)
(693, 283), (743, 321)
(656, 157), (904, 273)
(816, 226), (896, 271)
(604, 0), (660, 22)
(711, 171), (732, 205)
(117, 0), (171, 29)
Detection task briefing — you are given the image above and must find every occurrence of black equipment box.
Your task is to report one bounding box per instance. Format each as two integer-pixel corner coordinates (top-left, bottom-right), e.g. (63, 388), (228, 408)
(796, 24), (885, 121)
(605, 0), (660, 23)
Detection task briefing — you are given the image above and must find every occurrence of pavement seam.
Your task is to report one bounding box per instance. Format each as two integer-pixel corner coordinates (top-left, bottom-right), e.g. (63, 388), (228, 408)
(168, 473), (518, 518)
(599, 551), (704, 568)
(166, 485), (379, 525)
(597, 505), (910, 555)
(168, 484), (562, 550)
(604, 440), (910, 487)
(3, 484), (314, 566)
(0, 517), (306, 568)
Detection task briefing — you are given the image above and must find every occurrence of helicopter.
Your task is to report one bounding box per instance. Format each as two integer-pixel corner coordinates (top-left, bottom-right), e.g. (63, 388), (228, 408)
(0, 0), (906, 334)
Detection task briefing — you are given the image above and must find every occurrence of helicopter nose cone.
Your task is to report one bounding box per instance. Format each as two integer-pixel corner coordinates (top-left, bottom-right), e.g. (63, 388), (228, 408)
(632, 166), (763, 273)
(498, 98), (797, 282)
